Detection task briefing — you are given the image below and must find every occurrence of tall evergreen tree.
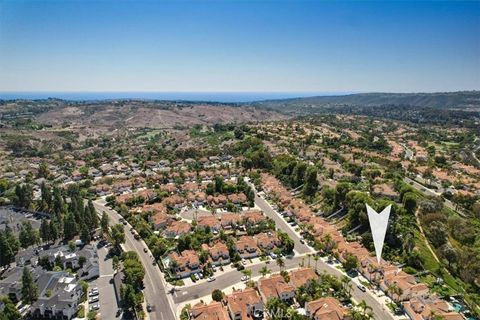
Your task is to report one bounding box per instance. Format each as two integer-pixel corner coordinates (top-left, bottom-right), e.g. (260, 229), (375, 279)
(21, 267), (39, 304)
(0, 230), (18, 267)
(40, 219), (51, 243)
(63, 212), (77, 240)
(19, 221), (40, 249)
(40, 182), (52, 212)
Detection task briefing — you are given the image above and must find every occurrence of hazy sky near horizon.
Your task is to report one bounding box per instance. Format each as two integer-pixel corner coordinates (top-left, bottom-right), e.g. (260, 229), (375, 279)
(0, 0), (479, 93)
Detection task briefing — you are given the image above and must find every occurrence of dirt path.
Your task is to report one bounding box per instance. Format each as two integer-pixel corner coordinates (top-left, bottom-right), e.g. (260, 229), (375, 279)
(414, 208), (441, 263)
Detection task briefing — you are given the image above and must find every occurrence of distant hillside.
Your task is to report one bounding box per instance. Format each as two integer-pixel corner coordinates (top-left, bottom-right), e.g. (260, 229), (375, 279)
(18, 100), (288, 128)
(251, 91), (480, 113)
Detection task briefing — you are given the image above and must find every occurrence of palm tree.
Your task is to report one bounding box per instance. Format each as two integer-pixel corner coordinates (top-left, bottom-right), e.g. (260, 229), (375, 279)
(387, 283), (403, 302)
(276, 257), (285, 271)
(242, 268), (252, 279)
(313, 255), (319, 271)
(260, 266), (271, 277)
(357, 300), (373, 318)
(341, 275), (352, 297)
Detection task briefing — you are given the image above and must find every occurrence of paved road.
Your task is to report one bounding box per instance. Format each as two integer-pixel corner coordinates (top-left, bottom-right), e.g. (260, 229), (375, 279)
(253, 193), (312, 254)
(97, 244), (119, 320)
(173, 255), (304, 303)
(403, 177), (467, 217)
(93, 201), (176, 320)
(173, 254), (394, 320)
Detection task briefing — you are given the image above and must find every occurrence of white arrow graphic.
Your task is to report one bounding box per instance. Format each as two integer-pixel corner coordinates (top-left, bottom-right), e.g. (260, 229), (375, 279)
(366, 204), (392, 264)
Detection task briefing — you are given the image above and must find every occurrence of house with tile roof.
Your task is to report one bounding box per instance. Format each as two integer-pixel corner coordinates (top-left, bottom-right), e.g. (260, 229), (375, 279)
(289, 267), (318, 289)
(403, 296), (463, 320)
(202, 242), (230, 266)
(190, 301), (229, 320)
(225, 288), (264, 320)
(258, 274), (295, 303)
(305, 297), (349, 320)
(163, 221), (191, 238)
(235, 236), (259, 259)
(168, 250), (201, 279)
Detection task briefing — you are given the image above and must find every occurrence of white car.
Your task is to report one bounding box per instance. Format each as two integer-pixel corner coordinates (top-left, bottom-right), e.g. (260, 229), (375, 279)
(89, 303), (100, 311)
(207, 277), (216, 282)
(89, 289), (99, 297)
(89, 296), (99, 304)
(241, 275), (250, 282)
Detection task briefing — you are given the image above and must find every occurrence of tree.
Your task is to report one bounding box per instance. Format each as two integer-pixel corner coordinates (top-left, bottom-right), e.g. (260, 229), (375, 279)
(343, 253), (359, 272)
(357, 300), (373, 318)
(280, 270), (290, 283)
(14, 184), (33, 209)
(110, 224), (126, 248)
(112, 256), (120, 271)
(19, 221), (40, 248)
(260, 265), (271, 277)
(278, 232), (294, 254)
(0, 296), (21, 319)
(63, 212), (77, 240)
(303, 166), (319, 197)
(100, 212), (109, 236)
(426, 221), (448, 248)
(40, 219), (50, 243)
(0, 227), (19, 267)
(403, 192), (417, 214)
(37, 162), (50, 179)
(121, 283), (143, 312)
(211, 289), (223, 302)
(78, 255), (87, 268)
(242, 268), (252, 279)
(123, 258), (145, 288)
(276, 257), (285, 271)
(40, 182), (52, 212)
(21, 267), (39, 304)
(80, 225), (91, 244)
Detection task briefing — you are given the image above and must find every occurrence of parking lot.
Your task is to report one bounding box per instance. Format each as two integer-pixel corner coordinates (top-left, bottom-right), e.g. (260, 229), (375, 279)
(93, 243), (121, 319)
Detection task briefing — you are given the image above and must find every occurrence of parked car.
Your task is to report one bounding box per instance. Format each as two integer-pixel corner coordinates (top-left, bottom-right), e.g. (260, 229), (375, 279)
(241, 259), (247, 265)
(207, 277), (216, 282)
(299, 239), (305, 244)
(357, 285), (367, 292)
(89, 303), (100, 311)
(241, 275), (250, 282)
(194, 273), (200, 280)
(147, 305), (154, 312)
(89, 289), (99, 297)
(89, 296), (99, 303)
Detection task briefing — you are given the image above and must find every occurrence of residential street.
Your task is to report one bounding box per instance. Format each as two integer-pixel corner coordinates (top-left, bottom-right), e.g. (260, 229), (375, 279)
(93, 200), (176, 320)
(253, 191), (313, 255)
(173, 253), (395, 320)
(92, 191), (396, 320)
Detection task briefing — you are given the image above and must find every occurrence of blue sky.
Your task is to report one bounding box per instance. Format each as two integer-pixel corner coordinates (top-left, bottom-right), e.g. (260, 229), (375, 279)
(0, 0), (479, 93)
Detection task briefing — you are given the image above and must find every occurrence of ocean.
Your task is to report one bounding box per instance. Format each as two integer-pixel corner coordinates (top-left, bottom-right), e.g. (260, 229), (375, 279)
(0, 92), (350, 103)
